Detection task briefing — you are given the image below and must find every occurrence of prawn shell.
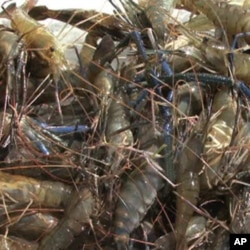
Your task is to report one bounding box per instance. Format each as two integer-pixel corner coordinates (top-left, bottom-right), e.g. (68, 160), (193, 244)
(8, 5), (66, 77)
(8, 213), (58, 241)
(182, 0), (250, 44)
(0, 171), (72, 208)
(114, 122), (165, 245)
(38, 188), (94, 250)
(231, 186), (250, 233)
(0, 235), (38, 250)
(201, 89), (237, 189)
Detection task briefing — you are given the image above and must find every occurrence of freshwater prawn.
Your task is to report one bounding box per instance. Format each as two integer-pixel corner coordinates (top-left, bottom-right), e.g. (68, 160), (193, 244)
(0, 0), (80, 121)
(38, 187), (95, 250)
(114, 107), (167, 247)
(0, 170), (73, 208)
(28, 4), (131, 40)
(110, 0), (178, 44)
(180, 0), (250, 45)
(175, 25), (250, 85)
(5, 212), (58, 241)
(0, 25), (19, 80)
(175, 87), (238, 249)
(175, 122), (204, 250)
(0, 0), (67, 78)
(2, 0), (249, 249)
(0, 234), (38, 250)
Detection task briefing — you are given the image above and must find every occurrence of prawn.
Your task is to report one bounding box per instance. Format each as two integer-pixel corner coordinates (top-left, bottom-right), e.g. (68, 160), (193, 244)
(114, 119), (166, 247)
(174, 81), (207, 139)
(175, 87), (238, 249)
(170, 80), (208, 250)
(0, 1), (73, 121)
(227, 122), (250, 234)
(0, 0), (67, 79)
(38, 187), (95, 250)
(230, 185), (250, 234)
(0, 25), (19, 81)
(111, 0), (178, 43)
(0, 0), (66, 79)
(0, 24), (29, 116)
(105, 89), (133, 173)
(28, 4), (131, 40)
(0, 234), (38, 250)
(0, 171), (72, 208)
(87, 34), (115, 100)
(243, 0), (250, 9)
(200, 88), (238, 190)
(227, 122), (250, 175)
(180, 0), (250, 45)
(176, 25), (250, 85)
(185, 215), (208, 246)
(138, 0), (178, 41)
(6, 212), (58, 241)
(175, 125), (204, 250)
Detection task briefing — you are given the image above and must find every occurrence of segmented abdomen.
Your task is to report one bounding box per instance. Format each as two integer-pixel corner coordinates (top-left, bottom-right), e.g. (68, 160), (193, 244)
(139, 0), (178, 41)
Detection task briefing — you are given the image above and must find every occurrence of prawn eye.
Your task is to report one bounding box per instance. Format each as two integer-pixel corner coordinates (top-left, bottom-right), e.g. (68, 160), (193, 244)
(49, 46), (55, 52)
(202, 37), (209, 44)
(206, 135), (213, 143)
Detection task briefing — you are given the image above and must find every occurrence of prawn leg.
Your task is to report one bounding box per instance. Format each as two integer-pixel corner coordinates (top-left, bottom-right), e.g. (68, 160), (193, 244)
(162, 72), (250, 100)
(116, 30), (173, 114)
(128, 31), (176, 183)
(38, 123), (90, 134)
(1, 112), (73, 155)
(116, 30), (176, 185)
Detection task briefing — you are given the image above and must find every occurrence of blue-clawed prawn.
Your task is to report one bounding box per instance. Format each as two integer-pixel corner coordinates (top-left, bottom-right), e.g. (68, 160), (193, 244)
(110, 0), (178, 43)
(176, 25), (250, 86)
